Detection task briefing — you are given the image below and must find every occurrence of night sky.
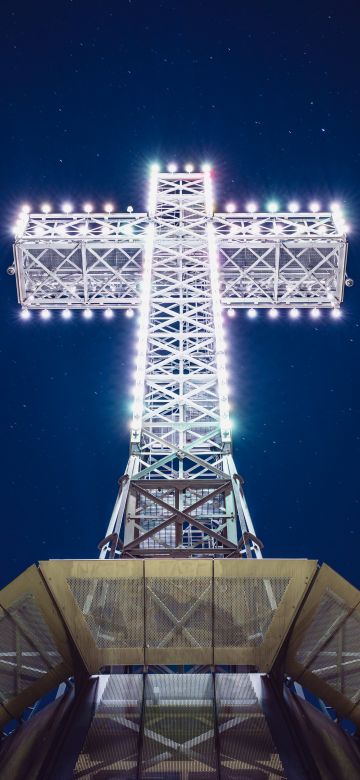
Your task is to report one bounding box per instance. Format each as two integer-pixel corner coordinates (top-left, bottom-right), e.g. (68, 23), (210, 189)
(1, 0), (359, 589)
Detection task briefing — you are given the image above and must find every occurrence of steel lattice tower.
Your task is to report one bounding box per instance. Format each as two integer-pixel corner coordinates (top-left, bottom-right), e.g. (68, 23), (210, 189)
(100, 169), (259, 561)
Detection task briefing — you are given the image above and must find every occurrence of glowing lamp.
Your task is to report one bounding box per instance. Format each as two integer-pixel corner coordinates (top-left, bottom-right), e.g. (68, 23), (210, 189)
(331, 308), (342, 319)
(309, 201), (320, 213)
(40, 309), (51, 320)
(267, 201), (279, 213)
(167, 163), (177, 173)
(83, 309), (93, 319)
(125, 308), (134, 318)
(310, 308), (321, 319)
(104, 203), (114, 213)
(104, 308), (114, 319)
(289, 308), (300, 319)
(83, 203), (93, 214)
(246, 201), (257, 213)
(20, 308), (31, 320)
(62, 202), (72, 214)
(268, 308), (279, 319)
(288, 201), (300, 213)
(185, 164), (194, 173)
(61, 309), (72, 320)
(41, 203), (51, 214)
(227, 307), (236, 318)
(247, 308), (257, 319)
(225, 202), (236, 213)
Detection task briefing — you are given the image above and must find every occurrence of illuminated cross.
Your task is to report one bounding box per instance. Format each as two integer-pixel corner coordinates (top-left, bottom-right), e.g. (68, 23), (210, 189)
(10, 164), (349, 559)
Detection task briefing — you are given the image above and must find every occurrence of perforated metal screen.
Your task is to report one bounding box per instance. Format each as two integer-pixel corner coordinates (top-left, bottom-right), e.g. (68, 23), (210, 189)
(141, 674), (217, 778)
(73, 674), (143, 779)
(286, 564), (360, 727)
(216, 674), (286, 778)
(0, 565), (72, 727)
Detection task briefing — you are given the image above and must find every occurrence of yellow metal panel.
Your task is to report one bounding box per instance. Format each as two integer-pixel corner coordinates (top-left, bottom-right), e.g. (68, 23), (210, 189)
(144, 559), (213, 666)
(40, 560), (145, 672)
(285, 563), (360, 726)
(0, 565), (73, 725)
(214, 559), (317, 670)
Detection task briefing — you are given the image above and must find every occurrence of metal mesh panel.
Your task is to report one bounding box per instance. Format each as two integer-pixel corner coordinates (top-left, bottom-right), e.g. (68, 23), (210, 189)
(306, 604), (360, 704)
(145, 577), (212, 649)
(216, 674), (286, 779)
(295, 588), (348, 666)
(0, 594), (61, 702)
(67, 577), (144, 648)
(73, 674), (143, 779)
(140, 674), (217, 778)
(214, 577), (290, 647)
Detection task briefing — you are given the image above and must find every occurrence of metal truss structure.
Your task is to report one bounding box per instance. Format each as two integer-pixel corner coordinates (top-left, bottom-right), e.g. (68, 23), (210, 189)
(13, 175), (348, 312)
(10, 170), (349, 561)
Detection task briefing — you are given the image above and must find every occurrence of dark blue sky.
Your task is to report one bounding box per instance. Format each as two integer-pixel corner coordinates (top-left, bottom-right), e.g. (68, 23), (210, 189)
(1, 0), (359, 588)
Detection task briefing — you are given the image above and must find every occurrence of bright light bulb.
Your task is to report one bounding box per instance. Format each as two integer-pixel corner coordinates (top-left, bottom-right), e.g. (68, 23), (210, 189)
(330, 201), (341, 212)
(127, 205), (133, 213)
(40, 309), (51, 320)
(225, 202), (236, 213)
(20, 308), (31, 320)
(185, 163), (194, 173)
(227, 307), (236, 318)
(62, 202), (72, 214)
(268, 308), (279, 319)
(150, 162), (160, 172)
(41, 203), (51, 214)
(288, 201), (300, 213)
(83, 202), (93, 213)
(309, 201), (320, 213)
(202, 163), (212, 173)
(104, 202), (114, 213)
(331, 307), (342, 319)
(267, 201), (279, 213)
(310, 308), (321, 319)
(167, 163), (177, 173)
(289, 308), (300, 319)
(61, 309), (72, 320)
(246, 201), (257, 213)
(20, 204), (31, 215)
(104, 308), (114, 319)
(247, 308), (257, 319)
(83, 309), (93, 319)
(125, 308), (134, 318)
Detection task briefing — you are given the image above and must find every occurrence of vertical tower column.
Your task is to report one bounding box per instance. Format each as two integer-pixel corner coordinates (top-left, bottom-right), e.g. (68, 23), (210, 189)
(100, 170), (261, 559)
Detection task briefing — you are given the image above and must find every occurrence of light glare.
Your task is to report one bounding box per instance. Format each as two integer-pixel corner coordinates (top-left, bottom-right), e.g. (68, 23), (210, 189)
(309, 201), (320, 213)
(185, 163), (194, 173)
(167, 163), (177, 173)
(225, 202), (236, 213)
(61, 309), (72, 320)
(331, 308), (342, 319)
(62, 202), (72, 214)
(83, 309), (93, 319)
(104, 308), (114, 319)
(20, 308), (31, 320)
(288, 201), (300, 213)
(289, 308), (300, 319)
(104, 202), (114, 213)
(41, 309), (51, 320)
(310, 308), (321, 319)
(246, 201), (257, 213)
(126, 307), (134, 318)
(83, 202), (93, 213)
(41, 203), (51, 214)
(227, 307), (236, 318)
(267, 200), (279, 213)
(247, 308), (257, 319)
(268, 308), (279, 319)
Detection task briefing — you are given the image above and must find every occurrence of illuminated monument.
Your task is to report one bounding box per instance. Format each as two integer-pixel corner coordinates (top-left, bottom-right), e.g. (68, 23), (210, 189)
(1, 166), (359, 778)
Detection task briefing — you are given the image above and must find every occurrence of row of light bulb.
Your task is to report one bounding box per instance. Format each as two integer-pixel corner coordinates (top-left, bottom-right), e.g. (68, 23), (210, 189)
(151, 163), (211, 174)
(226, 307), (342, 320)
(17, 202), (133, 216)
(20, 307), (135, 321)
(224, 200), (344, 215)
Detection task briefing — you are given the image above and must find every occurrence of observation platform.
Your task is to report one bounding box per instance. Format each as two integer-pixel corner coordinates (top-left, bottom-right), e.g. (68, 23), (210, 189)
(1, 558), (360, 730)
